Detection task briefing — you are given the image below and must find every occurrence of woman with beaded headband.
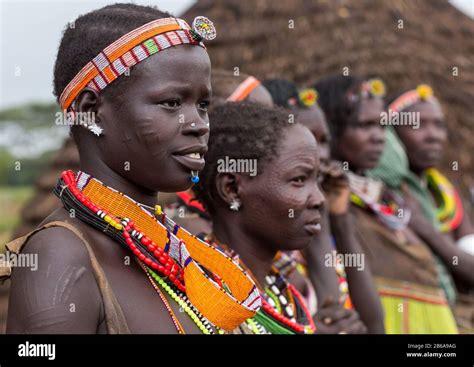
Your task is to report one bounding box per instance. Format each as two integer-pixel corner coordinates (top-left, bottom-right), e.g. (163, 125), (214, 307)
(4, 4), (262, 334)
(315, 74), (459, 334)
(158, 69), (274, 237)
(263, 78), (384, 333)
(370, 84), (474, 333)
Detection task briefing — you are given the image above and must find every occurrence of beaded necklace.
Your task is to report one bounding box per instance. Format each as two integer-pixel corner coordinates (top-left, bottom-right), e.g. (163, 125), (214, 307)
(425, 168), (463, 233)
(138, 261), (219, 334)
(54, 170), (260, 332)
(347, 171), (411, 231)
(204, 235), (316, 334)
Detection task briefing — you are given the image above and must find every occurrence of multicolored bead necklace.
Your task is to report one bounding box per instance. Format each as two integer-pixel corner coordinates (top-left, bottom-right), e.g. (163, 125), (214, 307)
(204, 235), (316, 334)
(53, 170), (261, 332)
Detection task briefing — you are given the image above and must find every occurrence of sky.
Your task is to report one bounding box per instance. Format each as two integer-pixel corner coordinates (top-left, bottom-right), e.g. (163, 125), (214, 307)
(0, 0), (195, 109)
(0, 0), (472, 109)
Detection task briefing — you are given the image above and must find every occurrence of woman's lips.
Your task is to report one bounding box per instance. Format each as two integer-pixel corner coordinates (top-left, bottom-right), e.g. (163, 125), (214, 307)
(172, 153), (205, 171)
(304, 215), (322, 235)
(366, 150), (383, 161)
(303, 223), (322, 235)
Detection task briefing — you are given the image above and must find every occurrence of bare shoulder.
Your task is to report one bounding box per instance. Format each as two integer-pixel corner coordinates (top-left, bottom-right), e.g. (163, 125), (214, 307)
(6, 210), (103, 333)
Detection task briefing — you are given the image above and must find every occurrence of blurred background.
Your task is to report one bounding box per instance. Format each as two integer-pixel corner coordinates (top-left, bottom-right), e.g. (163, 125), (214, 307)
(0, 0), (473, 333)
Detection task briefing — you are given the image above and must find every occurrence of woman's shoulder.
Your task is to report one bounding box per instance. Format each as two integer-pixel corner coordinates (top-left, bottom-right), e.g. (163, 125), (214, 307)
(6, 208), (104, 333)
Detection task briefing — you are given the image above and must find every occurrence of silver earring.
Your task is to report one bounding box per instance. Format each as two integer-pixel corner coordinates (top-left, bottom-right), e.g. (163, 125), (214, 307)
(190, 122), (196, 127)
(87, 122), (103, 136)
(230, 199), (241, 211)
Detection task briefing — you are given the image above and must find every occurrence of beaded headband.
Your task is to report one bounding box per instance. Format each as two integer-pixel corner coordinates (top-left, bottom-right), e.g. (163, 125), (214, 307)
(388, 84), (435, 113)
(226, 76), (261, 102)
(59, 16), (216, 112)
(347, 78), (386, 104)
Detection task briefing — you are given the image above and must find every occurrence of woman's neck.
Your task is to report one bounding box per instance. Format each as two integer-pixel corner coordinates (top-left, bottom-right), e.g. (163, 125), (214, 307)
(212, 217), (276, 288)
(79, 158), (158, 208)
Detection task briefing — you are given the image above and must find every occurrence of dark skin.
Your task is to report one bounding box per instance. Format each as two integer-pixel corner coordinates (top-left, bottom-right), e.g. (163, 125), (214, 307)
(300, 103), (384, 333)
(7, 45), (212, 334)
(164, 83), (273, 234)
(326, 96), (393, 333)
(296, 106), (351, 324)
(296, 105), (331, 170)
(210, 124), (366, 333)
(332, 97), (385, 174)
(396, 100), (474, 286)
(246, 85), (273, 107)
(212, 124), (324, 286)
(397, 100), (474, 241)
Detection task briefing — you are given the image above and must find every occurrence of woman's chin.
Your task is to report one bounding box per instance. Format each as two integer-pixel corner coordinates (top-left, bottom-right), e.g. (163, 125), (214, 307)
(282, 236), (313, 252)
(155, 174), (196, 193)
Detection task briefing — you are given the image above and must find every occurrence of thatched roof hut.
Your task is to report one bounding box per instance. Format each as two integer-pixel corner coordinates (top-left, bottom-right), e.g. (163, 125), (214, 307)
(12, 0), (474, 238)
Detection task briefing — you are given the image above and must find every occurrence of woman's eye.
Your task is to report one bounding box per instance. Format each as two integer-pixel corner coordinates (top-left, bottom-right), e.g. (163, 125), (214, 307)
(292, 176), (306, 185)
(198, 101), (210, 111)
(160, 100), (181, 109)
(357, 120), (378, 128)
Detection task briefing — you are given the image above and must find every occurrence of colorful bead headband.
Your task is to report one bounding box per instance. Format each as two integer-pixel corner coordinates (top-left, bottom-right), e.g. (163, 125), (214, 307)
(388, 84), (435, 113)
(226, 76), (261, 102)
(347, 78), (386, 103)
(59, 16), (216, 112)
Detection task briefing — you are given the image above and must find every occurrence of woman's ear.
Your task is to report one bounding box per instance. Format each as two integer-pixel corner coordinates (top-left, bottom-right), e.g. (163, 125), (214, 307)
(215, 172), (242, 207)
(74, 87), (103, 136)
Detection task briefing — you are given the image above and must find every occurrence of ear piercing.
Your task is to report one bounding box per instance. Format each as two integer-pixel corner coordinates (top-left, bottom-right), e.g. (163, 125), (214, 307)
(229, 199), (241, 211)
(87, 122), (103, 136)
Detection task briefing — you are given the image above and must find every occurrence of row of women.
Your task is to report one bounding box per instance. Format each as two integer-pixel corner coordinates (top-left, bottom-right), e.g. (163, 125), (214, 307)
(4, 4), (473, 334)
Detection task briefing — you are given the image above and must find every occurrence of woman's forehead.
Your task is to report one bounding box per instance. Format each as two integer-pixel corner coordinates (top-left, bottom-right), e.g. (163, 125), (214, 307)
(357, 97), (384, 121)
(131, 46), (211, 86)
(274, 125), (318, 162)
(405, 100), (444, 119)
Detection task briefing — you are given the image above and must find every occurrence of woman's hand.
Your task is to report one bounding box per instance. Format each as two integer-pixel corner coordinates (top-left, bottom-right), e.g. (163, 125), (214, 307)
(320, 161), (351, 215)
(401, 184), (431, 230)
(314, 297), (368, 334)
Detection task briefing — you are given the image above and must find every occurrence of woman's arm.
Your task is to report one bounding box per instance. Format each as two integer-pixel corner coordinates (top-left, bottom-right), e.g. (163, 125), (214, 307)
(303, 208), (341, 303)
(409, 213), (474, 285)
(6, 227), (103, 334)
(330, 212), (385, 334)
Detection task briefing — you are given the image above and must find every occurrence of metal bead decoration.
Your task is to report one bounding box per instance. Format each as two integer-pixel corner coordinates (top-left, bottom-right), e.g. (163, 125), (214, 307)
(192, 16), (217, 41)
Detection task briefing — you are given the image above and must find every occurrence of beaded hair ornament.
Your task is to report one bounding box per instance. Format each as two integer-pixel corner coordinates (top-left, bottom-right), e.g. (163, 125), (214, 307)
(388, 84), (435, 113)
(287, 88), (318, 107)
(347, 78), (386, 103)
(226, 76), (261, 102)
(60, 16), (216, 119)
